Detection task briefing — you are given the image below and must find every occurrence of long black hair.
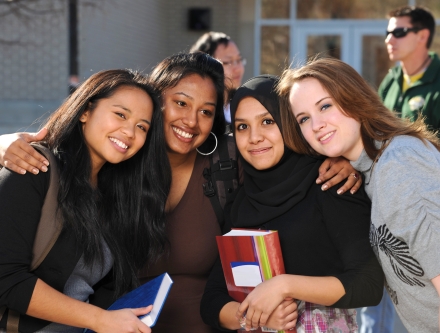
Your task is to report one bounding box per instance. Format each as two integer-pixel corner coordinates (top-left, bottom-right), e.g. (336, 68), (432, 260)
(43, 69), (171, 296)
(150, 52), (226, 137)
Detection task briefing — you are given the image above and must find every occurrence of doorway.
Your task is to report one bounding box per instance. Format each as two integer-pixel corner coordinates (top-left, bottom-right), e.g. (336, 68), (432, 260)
(291, 20), (392, 88)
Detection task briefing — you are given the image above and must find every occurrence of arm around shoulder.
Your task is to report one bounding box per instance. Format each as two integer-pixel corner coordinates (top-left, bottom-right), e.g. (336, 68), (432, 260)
(0, 129), (49, 174)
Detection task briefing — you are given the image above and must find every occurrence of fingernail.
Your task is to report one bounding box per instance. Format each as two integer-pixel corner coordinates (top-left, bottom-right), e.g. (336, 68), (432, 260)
(20, 169), (26, 175)
(32, 168), (39, 175)
(43, 160), (49, 166)
(337, 189), (343, 195)
(42, 165), (48, 172)
(350, 189), (355, 194)
(321, 184), (328, 191)
(316, 178), (322, 184)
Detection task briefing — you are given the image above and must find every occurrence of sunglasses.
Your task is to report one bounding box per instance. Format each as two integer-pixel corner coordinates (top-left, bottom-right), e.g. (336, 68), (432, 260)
(386, 27), (421, 38)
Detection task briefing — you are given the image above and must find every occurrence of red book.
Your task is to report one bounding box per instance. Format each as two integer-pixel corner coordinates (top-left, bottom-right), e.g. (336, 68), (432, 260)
(216, 229), (292, 333)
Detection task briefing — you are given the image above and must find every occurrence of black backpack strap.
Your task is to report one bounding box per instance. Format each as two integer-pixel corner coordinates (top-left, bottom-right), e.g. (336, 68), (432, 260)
(203, 167), (224, 225)
(203, 134), (239, 226)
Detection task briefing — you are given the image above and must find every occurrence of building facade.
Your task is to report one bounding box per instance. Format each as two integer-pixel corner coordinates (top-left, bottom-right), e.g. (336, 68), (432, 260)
(0, 0), (439, 134)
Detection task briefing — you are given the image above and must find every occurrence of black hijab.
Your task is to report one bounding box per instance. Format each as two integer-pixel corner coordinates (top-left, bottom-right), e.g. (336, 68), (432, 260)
(229, 75), (322, 227)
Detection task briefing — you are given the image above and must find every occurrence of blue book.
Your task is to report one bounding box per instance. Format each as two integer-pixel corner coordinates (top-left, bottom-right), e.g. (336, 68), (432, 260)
(85, 273), (173, 332)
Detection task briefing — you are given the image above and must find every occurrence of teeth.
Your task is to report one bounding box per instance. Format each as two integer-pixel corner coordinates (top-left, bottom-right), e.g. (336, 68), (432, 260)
(320, 132), (333, 141)
(109, 137), (128, 149)
(172, 127), (194, 139)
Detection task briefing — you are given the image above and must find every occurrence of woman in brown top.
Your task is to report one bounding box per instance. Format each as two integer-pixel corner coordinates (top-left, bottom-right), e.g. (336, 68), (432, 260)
(0, 53), (363, 332)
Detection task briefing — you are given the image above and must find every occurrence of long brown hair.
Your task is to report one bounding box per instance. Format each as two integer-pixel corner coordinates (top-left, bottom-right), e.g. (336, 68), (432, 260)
(277, 57), (440, 160)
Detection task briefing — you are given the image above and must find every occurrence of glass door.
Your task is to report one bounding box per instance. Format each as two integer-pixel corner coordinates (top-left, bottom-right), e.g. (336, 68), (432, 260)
(291, 23), (349, 63)
(290, 20), (391, 87)
(352, 26), (394, 88)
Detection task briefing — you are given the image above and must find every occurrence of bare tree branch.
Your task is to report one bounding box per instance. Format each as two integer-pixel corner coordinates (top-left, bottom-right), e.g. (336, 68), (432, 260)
(0, 0), (66, 45)
(0, 0), (109, 45)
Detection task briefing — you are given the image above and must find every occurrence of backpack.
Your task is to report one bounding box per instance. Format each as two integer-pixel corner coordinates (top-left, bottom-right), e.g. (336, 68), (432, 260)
(203, 134), (240, 226)
(0, 144), (62, 333)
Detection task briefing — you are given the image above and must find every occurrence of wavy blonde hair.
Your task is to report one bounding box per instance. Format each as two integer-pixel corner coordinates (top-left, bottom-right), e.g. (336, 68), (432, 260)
(276, 57), (440, 160)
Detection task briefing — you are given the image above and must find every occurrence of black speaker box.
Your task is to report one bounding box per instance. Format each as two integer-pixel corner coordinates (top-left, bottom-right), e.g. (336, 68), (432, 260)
(188, 8), (211, 31)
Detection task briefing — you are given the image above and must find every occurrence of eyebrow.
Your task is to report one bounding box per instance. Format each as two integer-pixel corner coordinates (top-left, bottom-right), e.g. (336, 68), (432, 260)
(235, 111), (271, 122)
(174, 92), (217, 107)
(315, 97), (331, 105)
(294, 97), (331, 119)
(113, 104), (151, 125)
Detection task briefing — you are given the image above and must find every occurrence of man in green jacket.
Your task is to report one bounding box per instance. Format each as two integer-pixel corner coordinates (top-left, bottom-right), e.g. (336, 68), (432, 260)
(379, 5), (440, 133)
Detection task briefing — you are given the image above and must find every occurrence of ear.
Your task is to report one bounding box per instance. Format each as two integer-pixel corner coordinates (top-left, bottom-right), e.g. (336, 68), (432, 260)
(79, 111), (89, 123)
(418, 29), (430, 47)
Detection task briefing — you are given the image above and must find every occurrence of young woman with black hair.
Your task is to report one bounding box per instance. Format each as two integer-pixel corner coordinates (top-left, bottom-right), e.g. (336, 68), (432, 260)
(0, 53), (363, 332)
(0, 69), (170, 333)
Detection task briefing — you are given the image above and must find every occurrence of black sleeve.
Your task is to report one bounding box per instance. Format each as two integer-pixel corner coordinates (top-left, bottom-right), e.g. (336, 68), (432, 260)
(200, 184), (240, 331)
(318, 185), (384, 308)
(0, 167), (49, 313)
(200, 256), (236, 332)
(89, 269), (117, 309)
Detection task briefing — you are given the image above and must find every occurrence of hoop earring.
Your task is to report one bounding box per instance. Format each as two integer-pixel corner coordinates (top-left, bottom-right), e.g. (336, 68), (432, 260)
(196, 132), (218, 156)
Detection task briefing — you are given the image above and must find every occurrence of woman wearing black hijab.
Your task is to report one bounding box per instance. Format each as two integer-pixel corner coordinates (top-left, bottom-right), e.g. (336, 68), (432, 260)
(200, 75), (384, 332)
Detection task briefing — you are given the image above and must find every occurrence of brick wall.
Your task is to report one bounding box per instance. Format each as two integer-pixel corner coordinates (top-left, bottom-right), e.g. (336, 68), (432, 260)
(78, 0), (167, 78)
(0, 0), (68, 133)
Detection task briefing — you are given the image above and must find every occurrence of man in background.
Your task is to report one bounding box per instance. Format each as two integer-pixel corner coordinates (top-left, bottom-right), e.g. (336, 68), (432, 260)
(379, 5), (440, 133)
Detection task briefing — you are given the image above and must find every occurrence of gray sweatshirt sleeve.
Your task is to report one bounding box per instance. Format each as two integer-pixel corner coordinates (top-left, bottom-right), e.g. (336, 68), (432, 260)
(374, 137), (440, 280)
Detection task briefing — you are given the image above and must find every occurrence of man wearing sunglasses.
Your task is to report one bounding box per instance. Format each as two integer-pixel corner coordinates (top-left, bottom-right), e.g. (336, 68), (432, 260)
(379, 5), (440, 135)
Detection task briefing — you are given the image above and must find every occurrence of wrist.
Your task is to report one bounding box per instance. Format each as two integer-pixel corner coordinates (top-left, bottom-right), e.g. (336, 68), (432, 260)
(219, 301), (242, 330)
(278, 274), (294, 299)
(87, 307), (108, 332)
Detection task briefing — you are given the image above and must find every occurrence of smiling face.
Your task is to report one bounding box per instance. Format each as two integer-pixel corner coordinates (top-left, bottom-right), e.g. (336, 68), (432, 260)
(162, 74), (217, 157)
(214, 41), (245, 89)
(289, 78), (363, 161)
(234, 97), (284, 170)
(80, 86), (153, 176)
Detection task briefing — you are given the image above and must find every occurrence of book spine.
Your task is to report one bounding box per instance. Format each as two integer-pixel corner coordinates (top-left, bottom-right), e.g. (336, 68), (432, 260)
(255, 235), (272, 280)
(264, 232), (286, 277)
